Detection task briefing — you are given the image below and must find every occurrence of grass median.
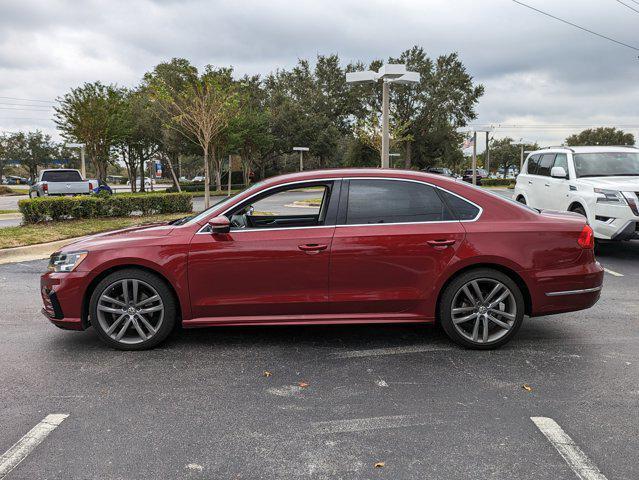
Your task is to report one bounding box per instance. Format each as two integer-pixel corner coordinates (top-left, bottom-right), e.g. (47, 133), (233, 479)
(0, 213), (187, 249)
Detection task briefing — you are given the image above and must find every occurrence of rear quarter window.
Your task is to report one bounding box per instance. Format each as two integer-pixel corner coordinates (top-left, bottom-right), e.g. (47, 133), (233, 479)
(438, 190), (480, 220)
(526, 154), (541, 174)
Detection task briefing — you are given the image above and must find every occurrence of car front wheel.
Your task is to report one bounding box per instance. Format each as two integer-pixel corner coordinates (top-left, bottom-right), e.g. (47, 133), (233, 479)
(89, 269), (177, 350)
(439, 269), (525, 349)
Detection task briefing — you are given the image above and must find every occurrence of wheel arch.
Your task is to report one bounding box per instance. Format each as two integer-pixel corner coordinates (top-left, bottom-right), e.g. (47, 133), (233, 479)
(81, 264), (183, 329)
(568, 200), (589, 216)
(435, 263), (532, 319)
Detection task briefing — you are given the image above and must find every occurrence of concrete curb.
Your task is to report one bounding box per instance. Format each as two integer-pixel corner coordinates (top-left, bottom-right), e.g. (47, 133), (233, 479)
(0, 213), (21, 221)
(0, 237), (83, 265)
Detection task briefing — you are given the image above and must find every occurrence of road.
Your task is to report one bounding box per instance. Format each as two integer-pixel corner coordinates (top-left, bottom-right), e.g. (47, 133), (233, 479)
(0, 244), (637, 479)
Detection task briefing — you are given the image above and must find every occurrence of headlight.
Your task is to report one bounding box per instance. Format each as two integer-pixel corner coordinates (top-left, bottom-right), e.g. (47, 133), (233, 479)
(47, 251), (88, 272)
(594, 188), (627, 205)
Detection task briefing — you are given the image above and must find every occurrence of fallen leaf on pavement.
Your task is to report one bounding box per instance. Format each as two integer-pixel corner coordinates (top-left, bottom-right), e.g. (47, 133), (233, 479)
(374, 462), (385, 468)
(263, 371), (272, 377)
(298, 381), (309, 388)
(522, 384), (533, 392)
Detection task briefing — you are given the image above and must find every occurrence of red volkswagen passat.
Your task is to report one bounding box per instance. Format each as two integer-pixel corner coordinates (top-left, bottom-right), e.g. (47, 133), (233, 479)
(41, 169), (603, 350)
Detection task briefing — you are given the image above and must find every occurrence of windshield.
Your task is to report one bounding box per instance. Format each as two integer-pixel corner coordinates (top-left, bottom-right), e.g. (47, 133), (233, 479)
(574, 152), (639, 178)
(179, 181), (266, 225)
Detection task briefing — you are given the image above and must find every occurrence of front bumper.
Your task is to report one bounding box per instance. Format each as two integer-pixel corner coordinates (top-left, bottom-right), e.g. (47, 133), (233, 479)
(40, 271), (89, 331)
(592, 203), (639, 240)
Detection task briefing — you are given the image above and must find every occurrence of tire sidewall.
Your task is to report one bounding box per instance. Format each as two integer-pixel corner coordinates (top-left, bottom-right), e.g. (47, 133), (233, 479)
(89, 268), (176, 350)
(439, 268), (525, 349)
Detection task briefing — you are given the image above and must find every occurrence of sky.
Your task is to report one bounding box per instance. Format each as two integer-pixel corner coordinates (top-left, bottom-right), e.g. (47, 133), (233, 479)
(1, 0), (639, 151)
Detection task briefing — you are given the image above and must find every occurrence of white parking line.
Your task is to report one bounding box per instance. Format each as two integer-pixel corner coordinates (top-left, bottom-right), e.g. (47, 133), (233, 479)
(531, 417), (607, 480)
(311, 415), (429, 434)
(333, 345), (452, 358)
(603, 267), (624, 277)
(0, 414), (69, 479)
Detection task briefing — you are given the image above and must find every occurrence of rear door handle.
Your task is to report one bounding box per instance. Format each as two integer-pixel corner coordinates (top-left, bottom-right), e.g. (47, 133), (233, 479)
(544, 183), (550, 187)
(528, 181), (533, 185)
(427, 239), (456, 249)
(298, 243), (328, 252)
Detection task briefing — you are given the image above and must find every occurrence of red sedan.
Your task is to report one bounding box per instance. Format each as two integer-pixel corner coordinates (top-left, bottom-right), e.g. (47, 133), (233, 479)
(41, 169), (603, 350)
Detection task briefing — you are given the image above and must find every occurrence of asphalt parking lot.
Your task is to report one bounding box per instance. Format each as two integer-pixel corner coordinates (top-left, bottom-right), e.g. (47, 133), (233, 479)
(0, 241), (638, 479)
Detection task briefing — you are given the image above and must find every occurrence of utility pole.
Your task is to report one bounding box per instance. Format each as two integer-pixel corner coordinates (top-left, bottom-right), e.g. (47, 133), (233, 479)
(485, 131), (490, 174)
(227, 155), (232, 197)
(381, 80), (390, 168)
(293, 147), (309, 171)
(471, 131), (478, 185)
(66, 143), (86, 178)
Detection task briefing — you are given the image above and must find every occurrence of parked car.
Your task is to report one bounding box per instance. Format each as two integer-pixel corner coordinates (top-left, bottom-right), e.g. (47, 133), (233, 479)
(462, 169), (488, 185)
(191, 175), (205, 183)
(513, 146), (639, 242)
(6, 175), (29, 185)
(93, 179), (113, 195)
(425, 167), (454, 177)
(29, 169), (94, 198)
(126, 177), (155, 190)
(41, 169), (602, 350)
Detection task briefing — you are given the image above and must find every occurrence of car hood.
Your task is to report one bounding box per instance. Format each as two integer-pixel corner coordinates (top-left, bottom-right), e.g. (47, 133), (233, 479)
(60, 222), (175, 252)
(578, 177), (639, 190)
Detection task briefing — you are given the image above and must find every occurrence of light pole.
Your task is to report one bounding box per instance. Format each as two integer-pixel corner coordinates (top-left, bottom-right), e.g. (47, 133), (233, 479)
(293, 147), (309, 171)
(512, 140), (530, 174)
(66, 143), (86, 178)
(346, 64), (420, 168)
(459, 128), (492, 185)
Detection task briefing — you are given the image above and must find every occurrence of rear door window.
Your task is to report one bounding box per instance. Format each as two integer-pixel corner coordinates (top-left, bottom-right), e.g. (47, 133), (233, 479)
(552, 153), (568, 173)
(536, 154), (556, 176)
(346, 179), (452, 224)
(526, 155), (541, 174)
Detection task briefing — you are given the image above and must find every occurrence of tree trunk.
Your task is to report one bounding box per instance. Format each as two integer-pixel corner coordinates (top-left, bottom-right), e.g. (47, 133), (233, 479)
(166, 154), (181, 192)
(138, 158), (145, 193)
(404, 142), (412, 169)
(203, 145), (210, 209)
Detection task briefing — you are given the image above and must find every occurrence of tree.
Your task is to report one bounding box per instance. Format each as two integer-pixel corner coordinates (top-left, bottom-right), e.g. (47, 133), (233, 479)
(565, 127), (635, 146)
(54, 82), (127, 180)
(489, 137), (539, 178)
(148, 62), (240, 207)
(4, 131), (58, 180)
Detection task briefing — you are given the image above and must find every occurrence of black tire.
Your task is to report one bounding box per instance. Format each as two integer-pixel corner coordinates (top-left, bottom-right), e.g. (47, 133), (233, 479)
(439, 268), (525, 350)
(89, 268), (177, 350)
(571, 205), (587, 217)
(516, 196), (527, 205)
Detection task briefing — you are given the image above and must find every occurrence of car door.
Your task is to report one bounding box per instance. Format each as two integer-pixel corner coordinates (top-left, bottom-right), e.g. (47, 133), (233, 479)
(534, 153), (557, 210)
(328, 178), (467, 317)
(518, 154), (541, 206)
(543, 153), (570, 210)
(188, 180), (340, 320)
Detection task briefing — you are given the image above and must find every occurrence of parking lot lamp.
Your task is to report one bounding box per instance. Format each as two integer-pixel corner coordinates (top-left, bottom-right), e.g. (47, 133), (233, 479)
(65, 143), (86, 178)
(293, 147), (309, 171)
(346, 65), (420, 168)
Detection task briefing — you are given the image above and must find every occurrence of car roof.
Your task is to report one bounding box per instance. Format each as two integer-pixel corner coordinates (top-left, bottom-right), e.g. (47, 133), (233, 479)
(530, 145), (638, 154)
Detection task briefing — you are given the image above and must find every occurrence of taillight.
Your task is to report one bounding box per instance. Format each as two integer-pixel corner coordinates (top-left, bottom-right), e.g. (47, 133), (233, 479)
(43, 183), (48, 193)
(89, 182), (94, 190)
(577, 225), (594, 249)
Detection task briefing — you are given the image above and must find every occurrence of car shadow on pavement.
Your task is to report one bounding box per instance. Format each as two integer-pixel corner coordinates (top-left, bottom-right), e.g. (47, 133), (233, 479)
(595, 239), (639, 260)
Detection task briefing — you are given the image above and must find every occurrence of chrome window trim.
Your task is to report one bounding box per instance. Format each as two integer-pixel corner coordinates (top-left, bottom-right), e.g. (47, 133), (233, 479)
(545, 286), (602, 297)
(196, 176), (483, 234)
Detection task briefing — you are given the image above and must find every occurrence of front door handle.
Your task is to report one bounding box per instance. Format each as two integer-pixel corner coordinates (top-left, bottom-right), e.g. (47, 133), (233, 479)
(427, 239), (456, 249)
(298, 243), (328, 253)
(528, 181), (533, 185)
(544, 183), (550, 187)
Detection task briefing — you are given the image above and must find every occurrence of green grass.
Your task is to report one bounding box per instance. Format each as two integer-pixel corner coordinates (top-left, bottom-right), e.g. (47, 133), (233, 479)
(0, 209), (19, 215)
(0, 186), (29, 196)
(0, 213), (186, 249)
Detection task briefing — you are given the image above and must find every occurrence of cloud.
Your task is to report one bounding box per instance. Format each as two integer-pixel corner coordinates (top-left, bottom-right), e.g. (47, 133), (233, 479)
(1, 0), (638, 146)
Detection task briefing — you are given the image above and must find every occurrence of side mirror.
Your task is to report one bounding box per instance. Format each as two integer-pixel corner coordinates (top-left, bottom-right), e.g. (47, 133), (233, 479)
(208, 215), (231, 234)
(551, 166), (567, 179)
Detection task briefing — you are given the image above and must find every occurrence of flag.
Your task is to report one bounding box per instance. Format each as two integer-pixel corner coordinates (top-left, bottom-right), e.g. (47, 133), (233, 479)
(462, 136), (475, 149)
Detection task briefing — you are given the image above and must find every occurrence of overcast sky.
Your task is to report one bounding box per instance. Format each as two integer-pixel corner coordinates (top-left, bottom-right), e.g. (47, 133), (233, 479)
(1, 0), (638, 149)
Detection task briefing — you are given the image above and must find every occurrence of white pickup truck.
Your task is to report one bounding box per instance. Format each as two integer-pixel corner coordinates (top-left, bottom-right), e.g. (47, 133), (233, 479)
(513, 146), (639, 241)
(29, 169), (95, 198)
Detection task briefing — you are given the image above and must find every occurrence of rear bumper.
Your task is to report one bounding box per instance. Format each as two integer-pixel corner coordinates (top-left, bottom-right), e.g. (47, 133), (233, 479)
(527, 260), (604, 317)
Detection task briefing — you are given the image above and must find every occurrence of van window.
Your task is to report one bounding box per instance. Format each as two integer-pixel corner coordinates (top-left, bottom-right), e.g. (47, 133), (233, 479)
(527, 155), (541, 174)
(536, 154), (556, 176)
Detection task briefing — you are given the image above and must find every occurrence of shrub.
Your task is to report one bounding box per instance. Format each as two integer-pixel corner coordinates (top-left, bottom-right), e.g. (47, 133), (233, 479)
(18, 193), (192, 223)
(481, 178), (515, 187)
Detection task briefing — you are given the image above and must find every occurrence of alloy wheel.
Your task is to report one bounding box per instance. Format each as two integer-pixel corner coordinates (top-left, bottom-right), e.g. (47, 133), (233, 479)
(450, 278), (517, 345)
(96, 279), (164, 345)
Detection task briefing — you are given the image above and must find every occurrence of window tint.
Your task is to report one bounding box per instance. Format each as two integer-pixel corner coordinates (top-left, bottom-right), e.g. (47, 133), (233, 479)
(346, 179), (451, 224)
(526, 155), (540, 174)
(536, 154), (556, 176)
(553, 153), (568, 173)
(438, 190), (480, 220)
(41, 170), (83, 182)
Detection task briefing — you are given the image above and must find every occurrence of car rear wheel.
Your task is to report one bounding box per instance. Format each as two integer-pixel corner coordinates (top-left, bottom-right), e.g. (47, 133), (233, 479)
(89, 269), (176, 350)
(439, 269), (525, 349)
